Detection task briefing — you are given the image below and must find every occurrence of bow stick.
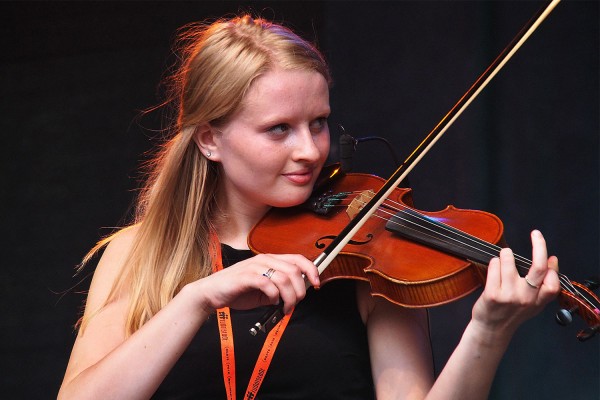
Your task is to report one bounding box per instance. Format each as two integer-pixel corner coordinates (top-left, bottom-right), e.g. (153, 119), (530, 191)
(251, 0), (561, 335)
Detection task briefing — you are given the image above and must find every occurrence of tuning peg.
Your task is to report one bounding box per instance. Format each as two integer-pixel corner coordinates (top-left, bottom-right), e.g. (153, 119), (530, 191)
(577, 326), (599, 342)
(555, 307), (577, 326)
(583, 276), (600, 291)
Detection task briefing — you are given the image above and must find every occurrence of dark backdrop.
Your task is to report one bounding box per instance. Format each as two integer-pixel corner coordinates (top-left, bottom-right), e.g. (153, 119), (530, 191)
(2, 1), (598, 398)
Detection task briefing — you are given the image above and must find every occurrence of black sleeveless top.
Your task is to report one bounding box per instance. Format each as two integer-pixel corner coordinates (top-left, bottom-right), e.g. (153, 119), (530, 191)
(152, 245), (375, 399)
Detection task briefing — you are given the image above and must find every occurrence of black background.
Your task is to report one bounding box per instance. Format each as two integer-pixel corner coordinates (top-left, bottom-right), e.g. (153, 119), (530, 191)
(2, 1), (598, 398)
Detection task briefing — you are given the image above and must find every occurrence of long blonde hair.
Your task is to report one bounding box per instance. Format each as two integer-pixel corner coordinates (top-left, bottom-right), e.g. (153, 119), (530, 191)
(78, 15), (331, 336)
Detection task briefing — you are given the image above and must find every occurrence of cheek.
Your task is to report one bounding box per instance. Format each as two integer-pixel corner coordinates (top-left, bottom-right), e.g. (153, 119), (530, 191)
(229, 144), (283, 180)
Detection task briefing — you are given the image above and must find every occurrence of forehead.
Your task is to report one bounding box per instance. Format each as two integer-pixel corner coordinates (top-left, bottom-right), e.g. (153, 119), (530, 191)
(237, 69), (330, 119)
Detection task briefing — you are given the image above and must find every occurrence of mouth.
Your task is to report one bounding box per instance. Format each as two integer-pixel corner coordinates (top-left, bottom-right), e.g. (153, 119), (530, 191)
(282, 169), (315, 185)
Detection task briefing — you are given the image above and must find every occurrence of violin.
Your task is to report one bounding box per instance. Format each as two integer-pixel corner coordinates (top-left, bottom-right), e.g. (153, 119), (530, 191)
(249, 166), (600, 341)
(247, 0), (600, 340)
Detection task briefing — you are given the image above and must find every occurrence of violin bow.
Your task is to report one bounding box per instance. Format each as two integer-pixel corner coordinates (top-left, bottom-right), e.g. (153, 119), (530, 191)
(251, 0), (562, 335)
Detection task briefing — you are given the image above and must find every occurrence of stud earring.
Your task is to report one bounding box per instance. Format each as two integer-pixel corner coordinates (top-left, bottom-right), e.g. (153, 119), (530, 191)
(206, 151), (212, 157)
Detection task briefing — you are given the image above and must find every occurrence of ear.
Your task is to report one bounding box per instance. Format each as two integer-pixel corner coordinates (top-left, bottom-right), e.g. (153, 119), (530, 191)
(192, 124), (220, 161)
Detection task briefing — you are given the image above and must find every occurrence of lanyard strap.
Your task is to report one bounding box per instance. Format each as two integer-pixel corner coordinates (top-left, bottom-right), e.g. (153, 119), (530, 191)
(211, 233), (293, 400)
(244, 308), (293, 399)
(216, 307), (237, 399)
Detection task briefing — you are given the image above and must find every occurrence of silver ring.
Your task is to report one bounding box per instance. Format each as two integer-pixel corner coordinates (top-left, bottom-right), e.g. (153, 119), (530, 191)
(262, 268), (275, 279)
(525, 276), (539, 289)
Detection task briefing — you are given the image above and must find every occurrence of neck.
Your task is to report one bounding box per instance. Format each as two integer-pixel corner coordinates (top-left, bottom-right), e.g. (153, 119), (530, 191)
(214, 199), (271, 250)
(214, 177), (278, 248)
(215, 217), (258, 249)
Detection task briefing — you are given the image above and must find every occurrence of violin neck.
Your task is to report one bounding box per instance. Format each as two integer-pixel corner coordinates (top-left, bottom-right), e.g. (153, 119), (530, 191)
(385, 208), (531, 276)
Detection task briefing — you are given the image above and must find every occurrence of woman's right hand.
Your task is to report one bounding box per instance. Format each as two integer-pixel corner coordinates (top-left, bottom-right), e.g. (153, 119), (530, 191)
(59, 233), (319, 400)
(190, 253), (320, 315)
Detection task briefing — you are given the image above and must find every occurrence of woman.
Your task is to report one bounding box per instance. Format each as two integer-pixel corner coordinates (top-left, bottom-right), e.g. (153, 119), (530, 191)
(59, 15), (560, 399)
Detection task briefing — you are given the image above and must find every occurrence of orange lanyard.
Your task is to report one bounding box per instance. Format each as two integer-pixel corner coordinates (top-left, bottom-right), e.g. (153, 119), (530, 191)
(211, 234), (293, 400)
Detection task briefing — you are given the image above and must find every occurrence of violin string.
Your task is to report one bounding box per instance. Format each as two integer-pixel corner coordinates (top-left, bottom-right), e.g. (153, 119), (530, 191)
(375, 207), (524, 271)
(342, 192), (528, 269)
(371, 197), (528, 270)
(378, 198), (592, 300)
(331, 191), (596, 306)
(379, 202), (600, 306)
(344, 192), (587, 300)
(386, 199), (600, 308)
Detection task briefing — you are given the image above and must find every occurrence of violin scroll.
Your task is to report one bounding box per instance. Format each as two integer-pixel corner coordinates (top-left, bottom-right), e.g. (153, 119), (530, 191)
(555, 277), (600, 341)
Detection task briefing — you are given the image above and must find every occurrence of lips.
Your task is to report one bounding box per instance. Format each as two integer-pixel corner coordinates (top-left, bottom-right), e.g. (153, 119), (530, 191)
(282, 169), (314, 185)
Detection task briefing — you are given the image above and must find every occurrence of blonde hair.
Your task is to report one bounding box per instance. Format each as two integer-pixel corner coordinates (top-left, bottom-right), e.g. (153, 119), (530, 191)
(78, 15), (331, 335)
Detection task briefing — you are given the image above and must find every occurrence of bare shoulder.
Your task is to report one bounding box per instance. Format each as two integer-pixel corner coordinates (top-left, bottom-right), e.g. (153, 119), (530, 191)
(85, 225), (140, 308)
(96, 224), (140, 275)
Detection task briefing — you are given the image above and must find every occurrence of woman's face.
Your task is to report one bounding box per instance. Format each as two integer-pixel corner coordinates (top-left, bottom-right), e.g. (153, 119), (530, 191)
(213, 68), (331, 215)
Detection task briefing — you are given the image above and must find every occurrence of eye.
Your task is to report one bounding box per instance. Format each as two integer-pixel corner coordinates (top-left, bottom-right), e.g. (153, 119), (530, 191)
(267, 123), (290, 137)
(309, 117), (329, 134)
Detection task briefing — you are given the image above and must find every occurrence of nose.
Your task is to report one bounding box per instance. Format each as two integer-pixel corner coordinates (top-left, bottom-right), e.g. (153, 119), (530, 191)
(292, 127), (328, 163)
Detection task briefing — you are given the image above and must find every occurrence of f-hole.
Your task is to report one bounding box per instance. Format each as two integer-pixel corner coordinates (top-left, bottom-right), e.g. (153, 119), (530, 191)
(315, 233), (374, 249)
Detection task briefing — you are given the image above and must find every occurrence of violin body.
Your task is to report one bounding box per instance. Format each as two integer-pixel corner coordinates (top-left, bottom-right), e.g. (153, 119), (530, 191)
(249, 173), (504, 307)
(250, 172), (600, 340)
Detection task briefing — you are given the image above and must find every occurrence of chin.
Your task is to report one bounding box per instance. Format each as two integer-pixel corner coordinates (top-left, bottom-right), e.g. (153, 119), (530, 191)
(270, 190), (313, 209)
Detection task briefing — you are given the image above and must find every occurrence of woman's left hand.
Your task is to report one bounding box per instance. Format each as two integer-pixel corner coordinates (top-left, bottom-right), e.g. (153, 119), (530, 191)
(471, 229), (560, 341)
